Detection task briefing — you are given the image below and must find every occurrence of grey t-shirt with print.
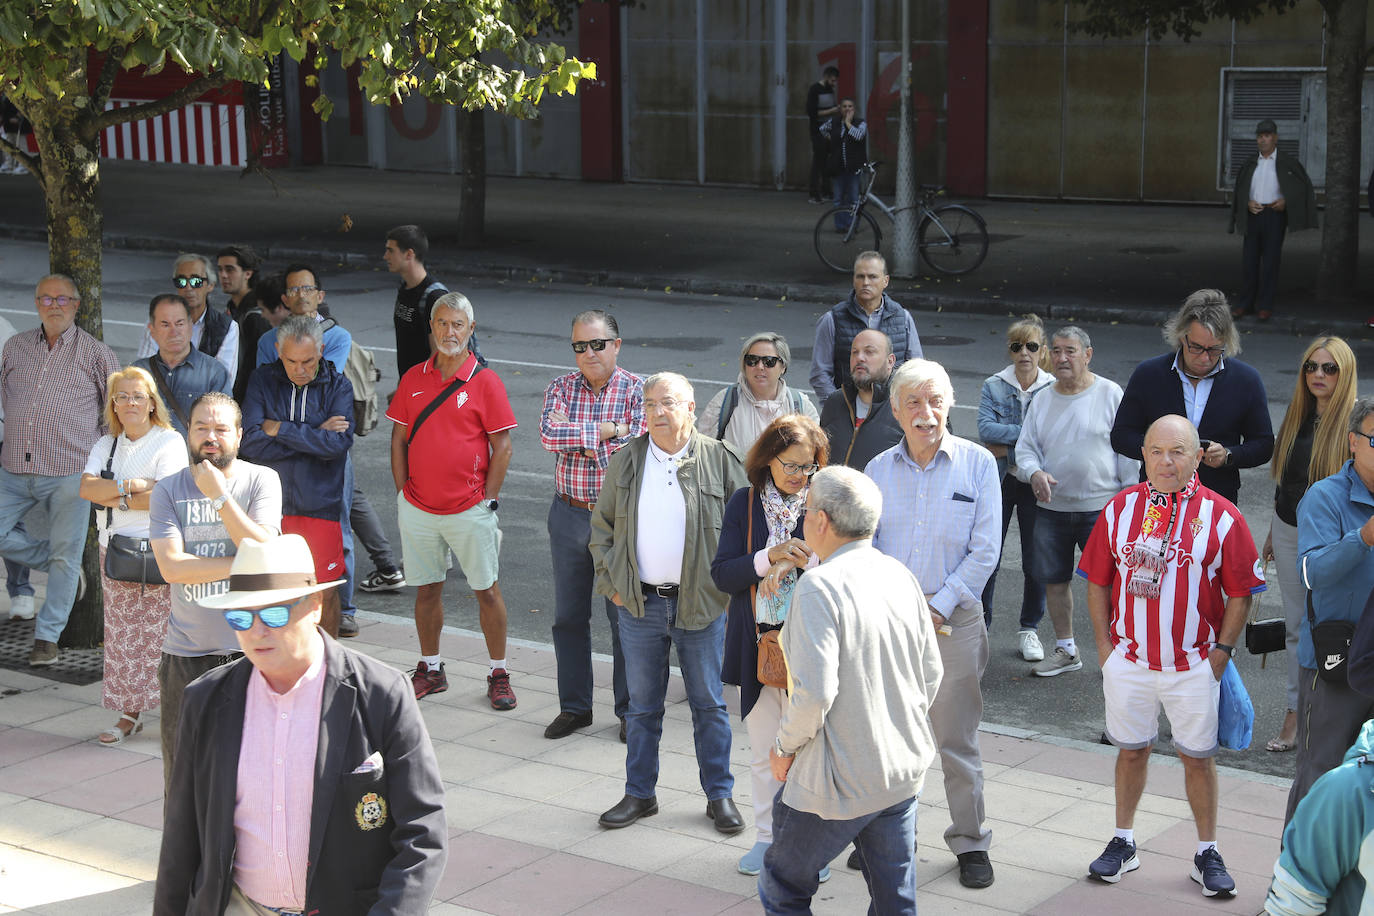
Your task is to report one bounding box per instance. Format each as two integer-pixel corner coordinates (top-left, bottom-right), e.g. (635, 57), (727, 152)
(149, 461), (283, 656)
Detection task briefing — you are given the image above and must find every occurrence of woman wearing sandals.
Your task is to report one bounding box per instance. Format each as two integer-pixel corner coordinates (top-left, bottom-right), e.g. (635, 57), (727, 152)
(1261, 337), (1357, 753)
(79, 366), (188, 746)
(711, 414), (829, 880)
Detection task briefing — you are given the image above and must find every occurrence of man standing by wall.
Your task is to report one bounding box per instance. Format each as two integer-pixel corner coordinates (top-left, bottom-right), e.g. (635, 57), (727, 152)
(804, 66), (839, 204)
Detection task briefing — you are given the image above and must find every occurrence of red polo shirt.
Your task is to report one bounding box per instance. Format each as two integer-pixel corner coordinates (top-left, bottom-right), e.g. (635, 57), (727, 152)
(387, 353), (517, 515)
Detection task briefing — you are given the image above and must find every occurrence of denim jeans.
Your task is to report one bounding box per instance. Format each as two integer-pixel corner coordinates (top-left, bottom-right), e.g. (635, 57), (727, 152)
(548, 497), (627, 718)
(832, 173), (861, 231)
(618, 595), (732, 800)
(981, 474), (1045, 630)
(760, 793), (918, 916)
(0, 469), (86, 643)
(1029, 508), (1098, 585)
(339, 455), (356, 616)
(5, 520), (33, 599)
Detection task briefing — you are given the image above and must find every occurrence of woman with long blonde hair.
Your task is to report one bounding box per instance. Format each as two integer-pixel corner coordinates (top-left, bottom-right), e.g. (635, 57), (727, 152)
(1261, 336), (1357, 753)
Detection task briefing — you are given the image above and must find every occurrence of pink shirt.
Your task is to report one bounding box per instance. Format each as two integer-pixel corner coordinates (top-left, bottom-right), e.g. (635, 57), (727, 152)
(233, 636), (326, 909)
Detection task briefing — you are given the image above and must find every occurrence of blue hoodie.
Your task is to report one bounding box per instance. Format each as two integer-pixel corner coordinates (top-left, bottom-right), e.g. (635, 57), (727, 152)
(239, 358), (354, 520)
(1266, 719), (1374, 915)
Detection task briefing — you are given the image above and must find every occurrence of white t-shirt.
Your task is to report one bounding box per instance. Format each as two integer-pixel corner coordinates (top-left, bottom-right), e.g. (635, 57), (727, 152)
(82, 426), (189, 545)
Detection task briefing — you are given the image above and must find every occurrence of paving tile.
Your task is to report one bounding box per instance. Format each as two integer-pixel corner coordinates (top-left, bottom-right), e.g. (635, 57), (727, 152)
(479, 800), (605, 852)
(1143, 820), (1281, 880)
(428, 902), (497, 915)
(464, 718), (573, 762)
(990, 766), (1118, 803)
(923, 858), (1078, 911)
(0, 727), (80, 767)
(433, 830), (552, 900)
(0, 845), (142, 908)
(430, 738), (522, 778)
(1015, 743), (1117, 786)
(546, 773), (635, 815)
(532, 732), (629, 777)
(1083, 783), (1196, 819)
(1037, 800), (1177, 843)
(421, 702), (510, 741)
(452, 850), (641, 915)
(1221, 778), (1294, 813)
(1026, 879), (1223, 915)
(0, 798), (104, 847)
(113, 797), (164, 831)
(0, 743), (145, 798)
(15, 881), (156, 915)
(1216, 806), (1288, 837)
(28, 704), (161, 746)
(994, 827), (1115, 879)
(565, 818), (719, 872)
(979, 779), (1077, 826)
(979, 733), (1056, 769)
(37, 757), (164, 816)
(467, 759), (603, 803)
(0, 690), (86, 728)
(27, 818), (162, 881)
(566, 873), (747, 915)
(910, 892), (1020, 914)
(441, 784), (535, 833)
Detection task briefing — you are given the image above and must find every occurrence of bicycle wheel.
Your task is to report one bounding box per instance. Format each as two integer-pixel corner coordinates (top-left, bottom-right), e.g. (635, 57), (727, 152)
(814, 208), (882, 273)
(918, 204), (989, 276)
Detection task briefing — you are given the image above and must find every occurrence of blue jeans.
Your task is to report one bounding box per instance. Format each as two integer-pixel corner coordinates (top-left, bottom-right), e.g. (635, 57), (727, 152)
(760, 793), (917, 916)
(0, 469), (87, 642)
(981, 474), (1045, 630)
(5, 520), (33, 599)
(832, 173), (861, 231)
(548, 497), (627, 717)
(339, 456), (355, 617)
(618, 595), (732, 800)
(1030, 508), (1098, 585)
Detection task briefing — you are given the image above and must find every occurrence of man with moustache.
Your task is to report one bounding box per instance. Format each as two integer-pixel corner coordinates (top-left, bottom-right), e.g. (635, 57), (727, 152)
(150, 392), (283, 791)
(134, 294), (231, 436)
(138, 253), (240, 387)
(819, 328), (903, 469)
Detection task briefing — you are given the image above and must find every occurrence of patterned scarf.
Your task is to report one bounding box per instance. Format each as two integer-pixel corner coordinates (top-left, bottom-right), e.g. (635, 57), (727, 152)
(1125, 472), (1200, 598)
(756, 477), (807, 625)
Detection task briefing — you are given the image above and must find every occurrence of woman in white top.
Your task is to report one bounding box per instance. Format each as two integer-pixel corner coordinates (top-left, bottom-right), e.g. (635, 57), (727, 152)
(79, 366), (189, 745)
(699, 332), (819, 453)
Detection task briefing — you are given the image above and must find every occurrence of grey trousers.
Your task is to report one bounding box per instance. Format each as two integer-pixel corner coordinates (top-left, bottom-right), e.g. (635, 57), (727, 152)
(1285, 666), (1374, 824)
(158, 651), (242, 796)
(929, 602), (992, 854)
(350, 481), (397, 572)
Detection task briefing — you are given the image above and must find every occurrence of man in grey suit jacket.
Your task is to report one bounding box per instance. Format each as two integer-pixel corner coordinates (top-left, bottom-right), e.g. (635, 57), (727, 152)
(154, 534), (446, 915)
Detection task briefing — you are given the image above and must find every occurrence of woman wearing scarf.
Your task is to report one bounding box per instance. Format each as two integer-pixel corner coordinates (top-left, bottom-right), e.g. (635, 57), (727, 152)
(711, 414), (829, 879)
(698, 332), (819, 454)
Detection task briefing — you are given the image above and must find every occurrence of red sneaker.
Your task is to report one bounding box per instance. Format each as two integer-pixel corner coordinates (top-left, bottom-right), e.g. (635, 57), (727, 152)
(487, 668), (517, 710)
(411, 661), (448, 699)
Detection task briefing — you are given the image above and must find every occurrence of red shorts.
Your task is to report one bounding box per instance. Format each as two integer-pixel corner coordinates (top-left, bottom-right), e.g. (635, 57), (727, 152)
(282, 516), (346, 584)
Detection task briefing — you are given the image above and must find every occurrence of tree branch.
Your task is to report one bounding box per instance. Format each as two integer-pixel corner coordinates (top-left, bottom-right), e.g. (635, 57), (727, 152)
(87, 71), (232, 135)
(0, 136), (44, 193)
(90, 47), (128, 113)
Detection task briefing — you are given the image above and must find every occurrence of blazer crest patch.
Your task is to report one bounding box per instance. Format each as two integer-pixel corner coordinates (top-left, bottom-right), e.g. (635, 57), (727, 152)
(355, 791), (389, 831)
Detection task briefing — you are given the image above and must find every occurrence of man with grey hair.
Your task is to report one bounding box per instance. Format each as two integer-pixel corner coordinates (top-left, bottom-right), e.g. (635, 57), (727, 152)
(589, 371), (750, 834)
(240, 315), (355, 638)
(761, 466), (942, 915)
(1286, 396), (1374, 822)
(388, 292), (518, 707)
(1112, 289), (1273, 505)
(138, 253), (240, 386)
(1016, 327), (1137, 677)
(865, 357), (1001, 889)
(809, 251), (922, 403)
(133, 293), (232, 436)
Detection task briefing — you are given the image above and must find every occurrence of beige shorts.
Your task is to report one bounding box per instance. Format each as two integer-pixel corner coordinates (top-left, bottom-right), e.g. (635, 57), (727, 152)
(396, 493), (502, 590)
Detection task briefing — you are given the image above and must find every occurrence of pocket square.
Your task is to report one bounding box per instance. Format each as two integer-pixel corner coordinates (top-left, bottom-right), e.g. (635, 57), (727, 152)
(951, 492), (975, 503)
(350, 750), (383, 775)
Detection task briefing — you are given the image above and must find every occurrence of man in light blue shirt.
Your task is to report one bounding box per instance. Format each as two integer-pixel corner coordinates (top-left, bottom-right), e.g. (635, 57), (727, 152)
(866, 358), (1001, 890)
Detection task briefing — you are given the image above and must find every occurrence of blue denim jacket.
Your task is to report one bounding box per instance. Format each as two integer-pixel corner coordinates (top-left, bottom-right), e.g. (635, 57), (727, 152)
(977, 367), (1053, 478)
(1297, 460), (1374, 670)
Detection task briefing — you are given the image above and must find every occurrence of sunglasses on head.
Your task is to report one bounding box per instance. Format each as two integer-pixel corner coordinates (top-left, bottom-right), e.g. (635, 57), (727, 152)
(571, 338), (614, 353)
(1008, 341), (1040, 353)
(222, 605), (294, 631)
(744, 354), (783, 368)
(173, 276), (208, 289)
(1304, 360), (1339, 375)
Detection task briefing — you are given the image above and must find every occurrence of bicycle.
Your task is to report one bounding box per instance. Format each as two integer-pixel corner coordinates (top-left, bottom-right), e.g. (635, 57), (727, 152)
(814, 162), (990, 276)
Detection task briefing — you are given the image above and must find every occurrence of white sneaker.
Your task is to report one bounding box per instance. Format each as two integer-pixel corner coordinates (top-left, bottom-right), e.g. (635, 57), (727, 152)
(1018, 629), (1044, 662)
(9, 595), (35, 620)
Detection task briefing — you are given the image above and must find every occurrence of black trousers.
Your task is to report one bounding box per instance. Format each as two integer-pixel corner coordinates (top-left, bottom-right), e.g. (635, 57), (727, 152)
(809, 132), (829, 198)
(1237, 206), (1287, 314)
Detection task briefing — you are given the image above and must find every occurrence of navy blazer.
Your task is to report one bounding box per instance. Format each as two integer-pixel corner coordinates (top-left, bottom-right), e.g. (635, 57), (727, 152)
(1111, 352), (1274, 504)
(155, 633), (448, 915)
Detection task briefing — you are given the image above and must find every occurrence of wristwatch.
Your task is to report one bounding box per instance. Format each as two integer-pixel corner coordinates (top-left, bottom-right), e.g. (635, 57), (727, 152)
(118, 495), (130, 512)
(1213, 642), (1236, 658)
(484, 498), (499, 512)
(773, 736), (794, 759)
(210, 494), (228, 512)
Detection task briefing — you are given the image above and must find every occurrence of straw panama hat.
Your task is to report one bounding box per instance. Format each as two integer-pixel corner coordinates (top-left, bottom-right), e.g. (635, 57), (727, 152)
(197, 534), (345, 609)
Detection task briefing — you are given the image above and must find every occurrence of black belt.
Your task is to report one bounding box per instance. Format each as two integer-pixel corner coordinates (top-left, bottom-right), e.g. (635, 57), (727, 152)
(641, 582), (680, 598)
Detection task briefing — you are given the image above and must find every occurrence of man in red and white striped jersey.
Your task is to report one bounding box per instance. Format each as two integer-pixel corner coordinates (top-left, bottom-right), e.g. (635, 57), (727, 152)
(1078, 414), (1264, 898)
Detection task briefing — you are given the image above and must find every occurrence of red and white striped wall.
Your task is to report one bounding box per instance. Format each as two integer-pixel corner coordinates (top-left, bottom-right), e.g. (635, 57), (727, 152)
(100, 99), (247, 167)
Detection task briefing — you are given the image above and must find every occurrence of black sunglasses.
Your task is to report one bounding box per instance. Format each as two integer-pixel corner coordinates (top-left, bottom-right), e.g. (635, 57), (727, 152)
(173, 276), (209, 289)
(222, 605), (294, 631)
(1009, 341), (1040, 354)
(571, 338), (614, 353)
(744, 354), (784, 368)
(1303, 360), (1339, 376)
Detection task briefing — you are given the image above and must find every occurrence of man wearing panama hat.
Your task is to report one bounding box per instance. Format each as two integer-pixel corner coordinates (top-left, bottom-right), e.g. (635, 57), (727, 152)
(154, 534), (447, 915)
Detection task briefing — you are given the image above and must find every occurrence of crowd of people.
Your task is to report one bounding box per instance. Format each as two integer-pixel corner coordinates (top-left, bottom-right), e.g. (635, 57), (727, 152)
(0, 236), (1367, 914)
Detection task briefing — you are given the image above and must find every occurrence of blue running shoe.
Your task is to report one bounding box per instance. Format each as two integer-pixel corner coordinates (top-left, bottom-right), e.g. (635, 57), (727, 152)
(1191, 847), (1235, 897)
(1088, 837), (1140, 883)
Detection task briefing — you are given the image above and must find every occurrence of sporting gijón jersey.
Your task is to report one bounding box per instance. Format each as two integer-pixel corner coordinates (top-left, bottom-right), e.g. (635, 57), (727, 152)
(1078, 479), (1265, 673)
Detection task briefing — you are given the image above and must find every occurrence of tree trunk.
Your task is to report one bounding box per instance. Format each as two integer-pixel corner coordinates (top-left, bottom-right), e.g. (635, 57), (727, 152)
(457, 108), (486, 247)
(26, 51), (108, 648)
(1316, 0), (1365, 304)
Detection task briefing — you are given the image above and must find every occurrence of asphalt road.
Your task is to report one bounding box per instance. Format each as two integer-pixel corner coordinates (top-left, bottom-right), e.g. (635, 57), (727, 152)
(2, 238), (1363, 780)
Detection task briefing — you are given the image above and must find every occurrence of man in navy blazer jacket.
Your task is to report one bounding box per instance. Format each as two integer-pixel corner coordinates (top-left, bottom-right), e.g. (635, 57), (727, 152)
(1111, 291), (1273, 505)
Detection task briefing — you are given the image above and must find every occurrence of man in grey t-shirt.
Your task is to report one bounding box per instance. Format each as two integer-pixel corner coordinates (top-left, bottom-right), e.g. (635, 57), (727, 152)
(150, 393), (281, 791)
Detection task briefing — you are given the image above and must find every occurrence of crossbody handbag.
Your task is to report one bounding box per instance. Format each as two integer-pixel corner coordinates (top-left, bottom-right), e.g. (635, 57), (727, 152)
(1308, 588), (1353, 684)
(748, 489), (789, 690)
(1244, 560), (1285, 658)
(100, 438), (167, 586)
(408, 365), (483, 445)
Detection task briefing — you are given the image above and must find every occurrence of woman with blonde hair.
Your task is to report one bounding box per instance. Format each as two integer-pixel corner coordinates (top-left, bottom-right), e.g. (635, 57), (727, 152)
(79, 366), (189, 745)
(1262, 336), (1357, 752)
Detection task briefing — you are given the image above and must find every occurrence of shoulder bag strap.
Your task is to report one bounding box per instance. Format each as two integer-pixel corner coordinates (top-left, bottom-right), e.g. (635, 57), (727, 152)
(147, 357), (191, 431)
(408, 364), (483, 445)
(747, 487), (761, 643)
(103, 436), (118, 529)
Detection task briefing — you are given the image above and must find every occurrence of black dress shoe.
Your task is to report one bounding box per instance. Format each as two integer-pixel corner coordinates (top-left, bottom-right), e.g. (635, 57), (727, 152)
(957, 851), (994, 888)
(618, 717), (627, 743)
(599, 794), (658, 828)
(544, 710), (593, 739)
(847, 847), (863, 870)
(706, 797), (746, 835)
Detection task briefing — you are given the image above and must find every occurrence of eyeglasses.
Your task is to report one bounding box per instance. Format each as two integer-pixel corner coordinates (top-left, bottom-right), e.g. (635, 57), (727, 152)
(571, 338), (614, 353)
(36, 295), (78, 307)
(285, 285), (319, 296)
(1009, 341), (1040, 354)
(744, 355), (784, 368)
(1183, 335), (1225, 358)
(173, 276), (208, 289)
(1358, 432), (1374, 448)
(644, 398), (684, 413)
(222, 604), (294, 631)
(1304, 360), (1339, 376)
(775, 459), (819, 476)
(112, 393), (149, 405)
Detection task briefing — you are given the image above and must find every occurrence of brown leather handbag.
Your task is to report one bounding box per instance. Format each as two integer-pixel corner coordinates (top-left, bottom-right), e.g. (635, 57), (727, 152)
(748, 488), (790, 689)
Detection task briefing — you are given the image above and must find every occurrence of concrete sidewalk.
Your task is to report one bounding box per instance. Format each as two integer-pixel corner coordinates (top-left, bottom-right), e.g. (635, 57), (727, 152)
(0, 609), (1287, 915)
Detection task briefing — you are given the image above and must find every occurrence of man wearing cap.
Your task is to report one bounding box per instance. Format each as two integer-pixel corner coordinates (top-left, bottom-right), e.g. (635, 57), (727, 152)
(1229, 118), (1317, 322)
(154, 534), (448, 915)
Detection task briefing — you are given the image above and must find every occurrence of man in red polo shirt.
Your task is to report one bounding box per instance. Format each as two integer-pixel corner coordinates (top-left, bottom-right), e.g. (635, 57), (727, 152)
(387, 292), (518, 707)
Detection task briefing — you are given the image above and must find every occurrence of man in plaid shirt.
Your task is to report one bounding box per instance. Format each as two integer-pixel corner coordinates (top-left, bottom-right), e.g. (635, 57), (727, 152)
(1, 274), (120, 666)
(540, 309), (645, 740)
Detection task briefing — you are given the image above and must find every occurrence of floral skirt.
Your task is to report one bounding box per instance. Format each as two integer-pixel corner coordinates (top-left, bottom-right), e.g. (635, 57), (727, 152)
(100, 547), (172, 712)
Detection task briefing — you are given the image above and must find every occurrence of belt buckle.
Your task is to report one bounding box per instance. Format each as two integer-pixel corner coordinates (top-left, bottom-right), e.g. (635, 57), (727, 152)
(655, 584), (676, 598)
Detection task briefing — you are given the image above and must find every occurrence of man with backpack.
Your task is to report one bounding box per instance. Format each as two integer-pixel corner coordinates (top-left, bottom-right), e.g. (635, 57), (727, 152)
(384, 224), (482, 394)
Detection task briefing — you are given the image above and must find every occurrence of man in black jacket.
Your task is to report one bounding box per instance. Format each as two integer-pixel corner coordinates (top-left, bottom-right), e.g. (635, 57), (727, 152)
(804, 67), (839, 204)
(820, 329), (902, 469)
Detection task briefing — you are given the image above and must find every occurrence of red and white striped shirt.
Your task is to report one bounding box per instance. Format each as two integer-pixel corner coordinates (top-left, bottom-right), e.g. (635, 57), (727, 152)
(1078, 480), (1265, 672)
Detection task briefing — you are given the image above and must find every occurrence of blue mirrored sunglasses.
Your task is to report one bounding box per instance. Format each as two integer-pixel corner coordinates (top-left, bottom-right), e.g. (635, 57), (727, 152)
(222, 605), (293, 631)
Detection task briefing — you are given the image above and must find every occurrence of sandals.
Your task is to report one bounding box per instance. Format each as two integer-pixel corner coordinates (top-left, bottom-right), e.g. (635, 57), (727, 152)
(1266, 738), (1296, 753)
(98, 713), (143, 746)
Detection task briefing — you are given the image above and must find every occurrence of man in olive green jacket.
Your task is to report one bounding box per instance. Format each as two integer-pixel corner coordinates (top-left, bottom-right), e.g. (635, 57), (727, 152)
(589, 371), (749, 834)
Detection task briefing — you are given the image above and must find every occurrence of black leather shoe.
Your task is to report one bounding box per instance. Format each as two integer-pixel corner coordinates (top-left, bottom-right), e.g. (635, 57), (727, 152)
(706, 797), (746, 835)
(544, 710), (593, 739)
(957, 851), (994, 888)
(599, 794), (658, 828)
(847, 847), (863, 870)
(619, 717), (627, 744)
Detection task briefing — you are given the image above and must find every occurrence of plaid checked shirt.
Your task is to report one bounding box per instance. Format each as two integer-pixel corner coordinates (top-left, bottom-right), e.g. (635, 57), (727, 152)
(2, 324), (120, 477)
(540, 366), (645, 503)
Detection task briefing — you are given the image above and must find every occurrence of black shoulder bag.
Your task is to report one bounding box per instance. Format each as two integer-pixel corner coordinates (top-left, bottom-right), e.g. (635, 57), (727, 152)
(101, 438), (167, 587)
(408, 365), (483, 445)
